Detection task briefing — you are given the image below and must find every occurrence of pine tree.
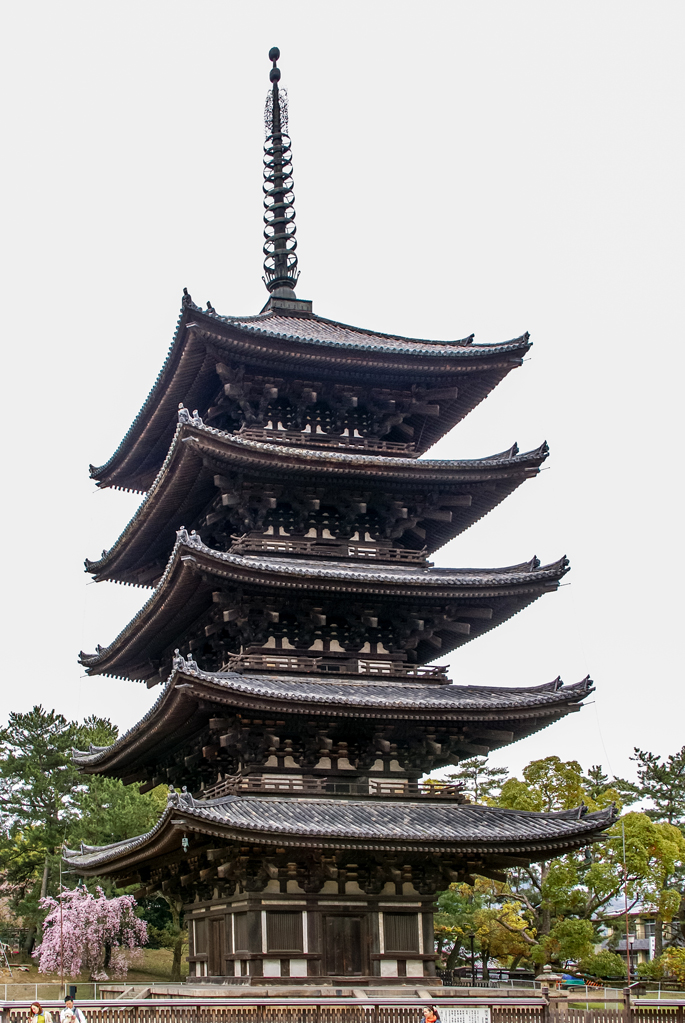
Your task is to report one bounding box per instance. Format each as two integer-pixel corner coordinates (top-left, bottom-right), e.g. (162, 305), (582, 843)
(446, 757), (509, 804)
(615, 747), (685, 826)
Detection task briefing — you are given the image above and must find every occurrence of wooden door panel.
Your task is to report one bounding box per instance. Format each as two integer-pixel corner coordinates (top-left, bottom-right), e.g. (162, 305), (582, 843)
(325, 915), (364, 976)
(209, 917), (225, 976)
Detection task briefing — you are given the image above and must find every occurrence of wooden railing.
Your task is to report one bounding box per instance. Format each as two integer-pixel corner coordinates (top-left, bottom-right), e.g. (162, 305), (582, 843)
(237, 426), (417, 456)
(1, 996), (552, 1023)
(221, 653), (449, 679)
(6, 995), (684, 1023)
(230, 536), (429, 564)
(201, 776), (465, 800)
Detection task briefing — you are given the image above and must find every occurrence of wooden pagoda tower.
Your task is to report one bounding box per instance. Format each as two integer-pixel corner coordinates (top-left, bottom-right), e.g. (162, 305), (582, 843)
(67, 49), (614, 986)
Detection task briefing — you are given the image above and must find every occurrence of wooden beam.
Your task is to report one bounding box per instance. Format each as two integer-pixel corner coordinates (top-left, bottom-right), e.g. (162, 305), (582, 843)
(409, 403), (440, 416)
(422, 634), (442, 649)
(473, 729), (515, 742)
(456, 742), (490, 756)
(209, 718), (232, 731)
(455, 607), (493, 620)
(441, 620), (471, 636)
(206, 849), (232, 863)
(421, 509), (453, 523)
(439, 494), (472, 507)
(473, 867), (508, 884)
(117, 873), (141, 887)
(489, 855), (531, 868)
(424, 387), (458, 401)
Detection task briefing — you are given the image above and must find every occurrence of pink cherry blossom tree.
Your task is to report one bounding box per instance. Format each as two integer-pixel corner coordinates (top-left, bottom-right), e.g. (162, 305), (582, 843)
(35, 886), (148, 980)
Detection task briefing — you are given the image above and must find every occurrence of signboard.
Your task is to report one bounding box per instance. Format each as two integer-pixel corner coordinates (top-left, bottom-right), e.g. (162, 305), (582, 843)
(440, 1009), (492, 1023)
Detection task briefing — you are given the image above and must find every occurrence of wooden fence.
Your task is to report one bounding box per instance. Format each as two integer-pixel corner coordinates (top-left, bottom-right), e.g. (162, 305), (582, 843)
(2, 996), (685, 1023)
(0, 997), (549, 1023)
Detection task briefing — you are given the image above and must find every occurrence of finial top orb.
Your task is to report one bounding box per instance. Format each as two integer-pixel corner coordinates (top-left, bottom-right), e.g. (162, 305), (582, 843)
(270, 67), (281, 83)
(269, 46), (280, 62)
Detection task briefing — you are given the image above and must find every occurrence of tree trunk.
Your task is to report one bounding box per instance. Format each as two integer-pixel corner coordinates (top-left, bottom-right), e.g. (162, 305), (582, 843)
(481, 949), (489, 981)
(160, 895), (185, 982)
(24, 854), (51, 956)
(171, 932), (184, 982)
(539, 861), (551, 935)
(655, 914), (663, 957)
(40, 855), (50, 900)
(445, 942), (463, 969)
(23, 925), (36, 957)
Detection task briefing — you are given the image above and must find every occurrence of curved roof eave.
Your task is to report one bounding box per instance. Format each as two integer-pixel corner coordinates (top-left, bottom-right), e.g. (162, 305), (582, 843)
(89, 296), (532, 490)
(85, 423), (549, 582)
(79, 537), (569, 678)
(71, 671), (594, 774)
(63, 795), (617, 875)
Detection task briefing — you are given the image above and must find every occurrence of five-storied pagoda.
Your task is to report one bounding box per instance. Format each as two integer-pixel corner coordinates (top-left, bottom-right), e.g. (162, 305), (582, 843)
(67, 49), (614, 986)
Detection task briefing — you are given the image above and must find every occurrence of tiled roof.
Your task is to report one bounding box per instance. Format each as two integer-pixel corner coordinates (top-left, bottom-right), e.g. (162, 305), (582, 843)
(216, 309), (529, 358)
(63, 794), (617, 871)
(89, 297), (531, 490)
(85, 426), (548, 582)
(180, 670), (592, 710)
(79, 535), (568, 677)
(71, 671), (593, 769)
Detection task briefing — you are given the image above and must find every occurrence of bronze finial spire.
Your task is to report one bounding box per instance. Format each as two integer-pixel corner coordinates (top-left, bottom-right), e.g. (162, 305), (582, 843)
(262, 47), (300, 296)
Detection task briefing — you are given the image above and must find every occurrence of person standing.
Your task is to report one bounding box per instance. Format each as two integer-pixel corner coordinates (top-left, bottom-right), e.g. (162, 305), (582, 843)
(60, 997), (85, 1023)
(29, 1002), (47, 1023)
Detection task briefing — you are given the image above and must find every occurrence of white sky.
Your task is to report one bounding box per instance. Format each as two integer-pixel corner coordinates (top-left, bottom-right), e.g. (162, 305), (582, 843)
(1, 2), (682, 783)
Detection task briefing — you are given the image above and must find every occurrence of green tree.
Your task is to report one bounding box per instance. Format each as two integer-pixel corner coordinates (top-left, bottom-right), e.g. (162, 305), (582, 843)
(579, 949), (626, 979)
(659, 946), (685, 985)
(499, 756), (592, 813)
(435, 878), (536, 977)
(0, 707), (166, 953)
(434, 883), (478, 969)
(0, 706), (87, 950)
(584, 765), (617, 803)
(615, 747), (685, 826)
(69, 778), (167, 848)
(444, 758), (509, 805)
(433, 754), (685, 974)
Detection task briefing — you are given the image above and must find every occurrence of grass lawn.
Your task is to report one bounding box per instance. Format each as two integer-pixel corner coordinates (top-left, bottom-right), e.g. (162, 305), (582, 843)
(0, 947), (189, 994)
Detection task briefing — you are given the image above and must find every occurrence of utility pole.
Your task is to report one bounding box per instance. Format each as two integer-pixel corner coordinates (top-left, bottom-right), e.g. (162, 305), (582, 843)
(59, 846), (64, 999)
(622, 821), (632, 983)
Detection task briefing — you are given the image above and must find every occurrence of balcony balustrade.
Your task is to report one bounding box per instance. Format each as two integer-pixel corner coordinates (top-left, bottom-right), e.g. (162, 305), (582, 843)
(219, 652), (449, 680)
(236, 425), (417, 456)
(230, 534), (429, 564)
(201, 774), (466, 801)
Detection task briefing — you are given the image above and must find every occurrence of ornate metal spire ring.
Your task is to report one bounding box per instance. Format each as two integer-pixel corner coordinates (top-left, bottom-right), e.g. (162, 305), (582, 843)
(262, 47), (300, 295)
